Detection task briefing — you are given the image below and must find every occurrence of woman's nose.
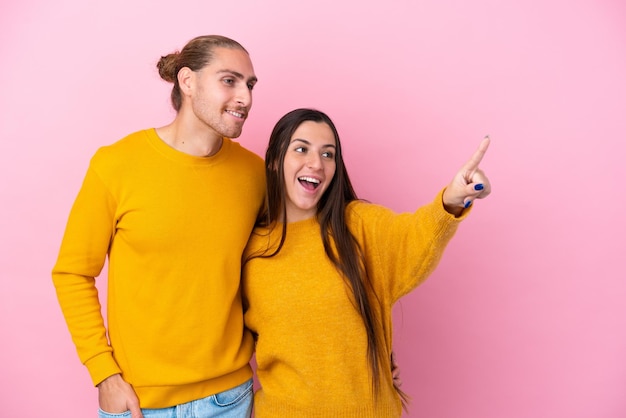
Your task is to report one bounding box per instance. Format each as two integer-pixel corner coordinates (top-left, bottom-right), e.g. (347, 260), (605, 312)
(306, 154), (322, 169)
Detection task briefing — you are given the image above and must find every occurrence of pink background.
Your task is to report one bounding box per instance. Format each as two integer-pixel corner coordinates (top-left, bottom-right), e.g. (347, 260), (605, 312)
(1, 0), (625, 417)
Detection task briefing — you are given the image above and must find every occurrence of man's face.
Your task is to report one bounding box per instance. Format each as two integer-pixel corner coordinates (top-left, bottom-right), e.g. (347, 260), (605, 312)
(188, 47), (257, 139)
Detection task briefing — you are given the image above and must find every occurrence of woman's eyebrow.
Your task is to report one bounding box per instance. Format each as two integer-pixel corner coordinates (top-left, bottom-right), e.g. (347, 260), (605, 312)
(290, 138), (336, 148)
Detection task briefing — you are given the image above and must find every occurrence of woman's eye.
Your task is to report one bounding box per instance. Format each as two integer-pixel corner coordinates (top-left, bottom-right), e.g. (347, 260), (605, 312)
(322, 151), (334, 159)
(294, 147), (306, 153)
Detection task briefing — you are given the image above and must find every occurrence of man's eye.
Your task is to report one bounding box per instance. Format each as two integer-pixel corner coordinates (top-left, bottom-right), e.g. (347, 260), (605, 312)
(247, 83), (255, 91)
(223, 78), (234, 85)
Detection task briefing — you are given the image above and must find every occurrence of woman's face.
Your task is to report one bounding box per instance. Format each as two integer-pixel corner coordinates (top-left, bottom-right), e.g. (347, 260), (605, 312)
(282, 121), (337, 223)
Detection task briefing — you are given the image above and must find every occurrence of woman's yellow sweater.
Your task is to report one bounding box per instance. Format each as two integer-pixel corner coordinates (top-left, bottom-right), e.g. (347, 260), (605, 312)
(52, 129), (265, 408)
(243, 190), (467, 417)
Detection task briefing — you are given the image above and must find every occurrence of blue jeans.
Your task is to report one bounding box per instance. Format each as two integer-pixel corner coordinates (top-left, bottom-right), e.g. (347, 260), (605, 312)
(98, 379), (253, 418)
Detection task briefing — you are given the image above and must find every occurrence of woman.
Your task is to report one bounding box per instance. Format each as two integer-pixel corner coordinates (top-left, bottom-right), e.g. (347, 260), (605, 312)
(243, 108), (491, 417)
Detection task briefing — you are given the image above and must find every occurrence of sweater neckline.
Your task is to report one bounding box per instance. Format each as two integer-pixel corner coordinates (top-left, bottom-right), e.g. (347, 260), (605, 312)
(144, 128), (232, 166)
(263, 217), (319, 236)
(283, 218), (321, 236)
(285, 216), (318, 227)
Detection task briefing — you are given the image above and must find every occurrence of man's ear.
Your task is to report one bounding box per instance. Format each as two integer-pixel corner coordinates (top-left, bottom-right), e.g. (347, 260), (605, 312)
(177, 67), (194, 97)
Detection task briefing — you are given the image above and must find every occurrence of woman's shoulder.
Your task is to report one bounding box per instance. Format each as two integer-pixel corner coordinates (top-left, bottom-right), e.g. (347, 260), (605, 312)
(244, 226), (273, 259)
(346, 200), (395, 222)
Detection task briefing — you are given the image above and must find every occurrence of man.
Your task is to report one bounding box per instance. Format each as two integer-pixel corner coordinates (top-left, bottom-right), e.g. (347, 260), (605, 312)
(52, 35), (265, 418)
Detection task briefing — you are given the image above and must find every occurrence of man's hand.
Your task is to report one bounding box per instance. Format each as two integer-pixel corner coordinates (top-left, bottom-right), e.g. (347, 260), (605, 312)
(97, 374), (143, 418)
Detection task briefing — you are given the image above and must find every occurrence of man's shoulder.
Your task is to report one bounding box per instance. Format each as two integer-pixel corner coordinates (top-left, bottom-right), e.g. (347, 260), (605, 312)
(227, 139), (262, 160)
(89, 129), (152, 171)
(225, 139), (264, 172)
(97, 129), (151, 152)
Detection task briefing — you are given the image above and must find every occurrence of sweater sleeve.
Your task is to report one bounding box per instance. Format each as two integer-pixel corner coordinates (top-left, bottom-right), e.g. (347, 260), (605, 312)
(349, 188), (469, 304)
(51, 158), (122, 386)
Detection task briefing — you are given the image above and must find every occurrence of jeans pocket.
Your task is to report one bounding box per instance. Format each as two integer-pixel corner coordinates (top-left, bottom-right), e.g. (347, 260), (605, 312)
(98, 409), (132, 418)
(213, 379), (253, 407)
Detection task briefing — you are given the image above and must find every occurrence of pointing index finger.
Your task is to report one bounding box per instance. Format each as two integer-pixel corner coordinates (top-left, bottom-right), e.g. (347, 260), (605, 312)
(463, 136), (490, 172)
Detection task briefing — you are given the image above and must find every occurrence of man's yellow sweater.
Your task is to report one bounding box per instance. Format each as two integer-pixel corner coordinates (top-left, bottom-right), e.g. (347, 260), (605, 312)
(243, 190), (466, 417)
(52, 129), (265, 408)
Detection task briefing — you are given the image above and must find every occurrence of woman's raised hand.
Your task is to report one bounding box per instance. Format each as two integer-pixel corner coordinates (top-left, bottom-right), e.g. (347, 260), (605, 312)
(442, 136), (492, 216)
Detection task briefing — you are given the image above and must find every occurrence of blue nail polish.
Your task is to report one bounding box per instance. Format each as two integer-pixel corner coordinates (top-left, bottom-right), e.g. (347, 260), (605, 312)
(474, 183), (484, 191)
(464, 200), (472, 209)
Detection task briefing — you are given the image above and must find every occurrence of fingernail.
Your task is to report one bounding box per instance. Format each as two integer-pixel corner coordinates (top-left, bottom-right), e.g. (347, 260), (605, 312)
(474, 183), (484, 191)
(464, 200), (473, 209)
